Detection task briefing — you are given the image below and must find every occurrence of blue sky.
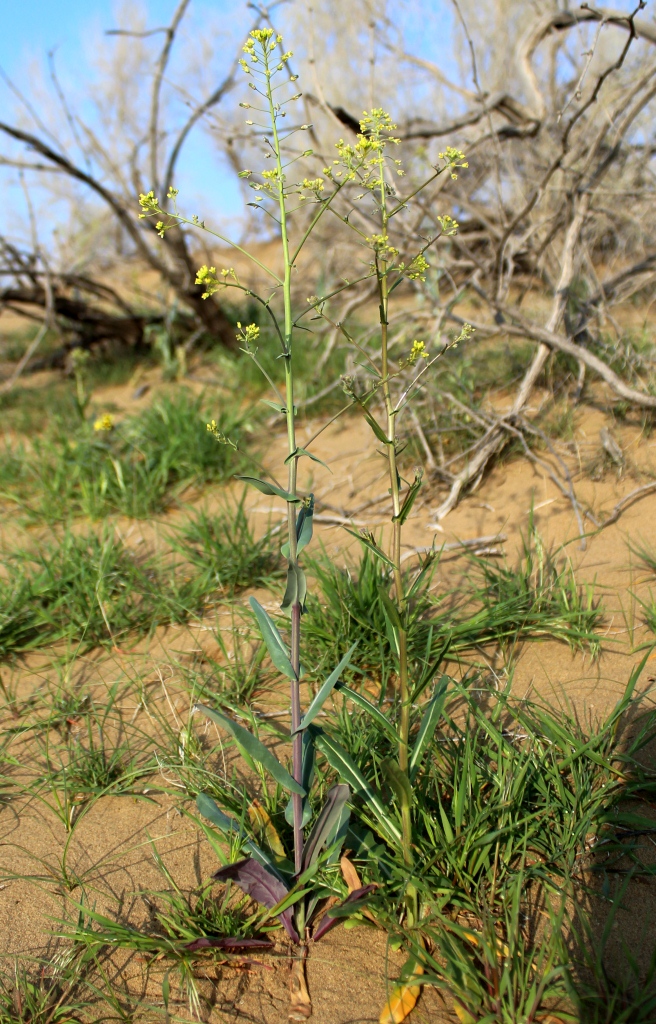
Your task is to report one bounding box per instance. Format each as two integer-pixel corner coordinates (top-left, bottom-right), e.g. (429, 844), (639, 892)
(0, 0), (457, 241)
(0, 0), (247, 235)
(0, 0), (644, 247)
(0, 1), (112, 71)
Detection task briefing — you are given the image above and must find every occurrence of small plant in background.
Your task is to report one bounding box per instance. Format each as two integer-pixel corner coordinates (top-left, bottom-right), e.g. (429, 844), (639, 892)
(69, 348), (91, 422)
(4, 389), (245, 522)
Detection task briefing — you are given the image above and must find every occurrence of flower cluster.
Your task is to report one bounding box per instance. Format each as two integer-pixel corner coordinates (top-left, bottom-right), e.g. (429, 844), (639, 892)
(206, 420), (237, 448)
(93, 413), (114, 432)
(445, 323), (476, 353)
(240, 29), (293, 78)
(451, 323), (476, 346)
(438, 147), (469, 180)
(299, 177), (325, 201)
(326, 108), (401, 192)
(237, 322), (260, 350)
(368, 233), (399, 260)
(400, 340), (429, 368)
(437, 214), (459, 236)
(403, 253), (430, 281)
(195, 265), (237, 298)
(138, 190), (182, 237)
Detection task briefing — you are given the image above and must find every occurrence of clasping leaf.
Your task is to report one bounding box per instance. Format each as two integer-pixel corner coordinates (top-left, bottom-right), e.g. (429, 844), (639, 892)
(194, 703), (305, 796)
(235, 475), (301, 503)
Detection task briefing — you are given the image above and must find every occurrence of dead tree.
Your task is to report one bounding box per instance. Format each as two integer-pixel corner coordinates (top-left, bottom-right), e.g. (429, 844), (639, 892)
(280, 2), (656, 520)
(0, 0), (260, 362)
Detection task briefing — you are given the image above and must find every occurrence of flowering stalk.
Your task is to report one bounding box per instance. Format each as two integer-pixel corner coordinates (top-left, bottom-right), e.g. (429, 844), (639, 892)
(242, 25), (306, 895)
(320, 113), (471, 927)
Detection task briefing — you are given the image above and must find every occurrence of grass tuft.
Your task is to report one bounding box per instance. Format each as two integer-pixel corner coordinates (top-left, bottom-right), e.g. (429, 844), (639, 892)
(2, 389), (248, 521)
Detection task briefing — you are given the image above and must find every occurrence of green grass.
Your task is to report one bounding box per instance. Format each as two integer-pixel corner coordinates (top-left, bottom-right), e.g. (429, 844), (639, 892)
(570, 874), (656, 1023)
(319, 667), (656, 1021)
(0, 498), (287, 660)
(301, 529), (603, 692)
(170, 494), (284, 596)
(66, 847), (268, 1019)
(0, 528), (202, 657)
(626, 541), (656, 639)
(0, 951), (91, 1024)
(467, 522), (603, 653)
(1, 388), (249, 521)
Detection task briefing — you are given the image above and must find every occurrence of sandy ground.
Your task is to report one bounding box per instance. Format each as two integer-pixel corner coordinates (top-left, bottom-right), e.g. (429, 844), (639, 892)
(2, 367), (656, 1021)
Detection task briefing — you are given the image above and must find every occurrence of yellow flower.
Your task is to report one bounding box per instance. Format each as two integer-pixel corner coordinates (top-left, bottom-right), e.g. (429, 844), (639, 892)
(93, 414), (114, 432)
(407, 340), (429, 365)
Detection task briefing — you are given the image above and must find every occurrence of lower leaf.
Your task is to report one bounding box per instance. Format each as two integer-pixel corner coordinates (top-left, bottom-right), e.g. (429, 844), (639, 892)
(379, 961), (424, 1024)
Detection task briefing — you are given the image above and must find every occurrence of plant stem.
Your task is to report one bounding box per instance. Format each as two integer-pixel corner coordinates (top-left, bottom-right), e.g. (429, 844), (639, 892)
(265, 53), (304, 880)
(377, 153), (415, 922)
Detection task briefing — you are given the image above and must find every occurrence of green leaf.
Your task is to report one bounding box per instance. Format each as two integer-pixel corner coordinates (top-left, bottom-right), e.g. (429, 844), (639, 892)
(260, 399), (286, 414)
(195, 793), (288, 880)
(250, 597), (296, 680)
(406, 551), (437, 600)
(194, 704), (305, 796)
(285, 447), (331, 470)
(314, 733), (401, 845)
(280, 563), (307, 614)
(410, 635), (452, 703)
(282, 495), (315, 559)
(335, 684), (399, 742)
(196, 792), (239, 835)
(409, 675), (449, 779)
(266, 886), (314, 918)
(381, 758), (413, 807)
(377, 586), (403, 630)
(294, 643), (358, 734)
(438, 797), (454, 845)
(235, 476), (300, 503)
(394, 469), (423, 524)
(296, 497), (315, 555)
(343, 528), (395, 568)
(359, 406), (390, 445)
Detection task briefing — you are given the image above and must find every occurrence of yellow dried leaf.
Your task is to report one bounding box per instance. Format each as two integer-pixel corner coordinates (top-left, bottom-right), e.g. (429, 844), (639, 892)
(289, 955), (312, 1020)
(248, 799), (285, 857)
(379, 964), (424, 1024)
(340, 855), (378, 924)
(453, 1004), (476, 1024)
(340, 854), (363, 893)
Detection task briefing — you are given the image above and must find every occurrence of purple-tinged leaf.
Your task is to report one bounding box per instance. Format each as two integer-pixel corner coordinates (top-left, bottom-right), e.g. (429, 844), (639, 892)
(312, 885), (377, 942)
(184, 936), (274, 952)
(301, 784), (349, 872)
(213, 857), (300, 943)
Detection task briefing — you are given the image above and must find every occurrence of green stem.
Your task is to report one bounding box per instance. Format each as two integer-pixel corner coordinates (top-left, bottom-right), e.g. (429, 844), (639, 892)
(264, 51), (304, 885)
(376, 153), (415, 922)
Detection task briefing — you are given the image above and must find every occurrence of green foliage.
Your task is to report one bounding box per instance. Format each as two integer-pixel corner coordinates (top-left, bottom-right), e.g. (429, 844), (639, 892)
(570, 875), (656, 1023)
(321, 668), (656, 1017)
(468, 521), (603, 654)
(416, 875), (573, 1024)
(65, 851), (263, 1019)
(170, 496), (284, 596)
(0, 949), (96, 1024)
(1, 389), (247, 521)
(0, 529), (199, 657)
(302, 531), (602, 692)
